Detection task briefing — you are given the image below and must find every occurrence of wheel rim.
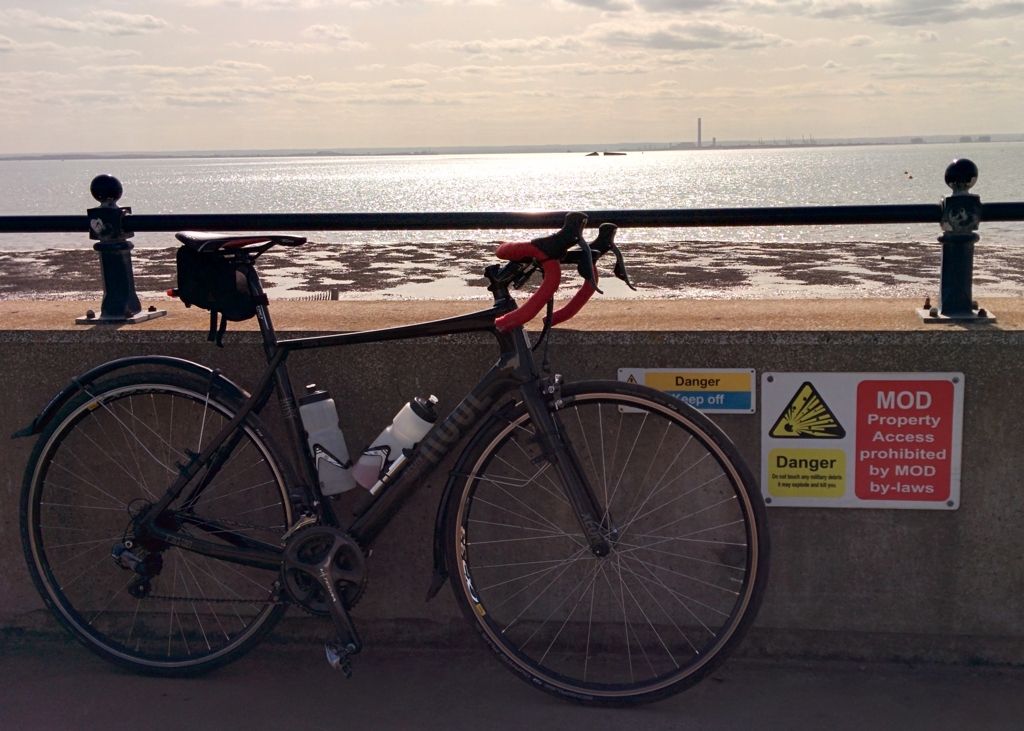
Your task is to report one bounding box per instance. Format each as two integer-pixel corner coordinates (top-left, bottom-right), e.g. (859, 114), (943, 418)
(454, 391), (762, 698)
(25, 382), (291, 669)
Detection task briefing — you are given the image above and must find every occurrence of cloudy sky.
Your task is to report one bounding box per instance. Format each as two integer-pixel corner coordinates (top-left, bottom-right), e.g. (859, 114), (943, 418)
(1, 0), (1021, 154)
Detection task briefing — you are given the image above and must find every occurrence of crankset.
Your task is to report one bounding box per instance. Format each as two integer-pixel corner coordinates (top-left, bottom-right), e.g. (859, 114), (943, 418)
(282, 526), (367, 612)
(281, 526), (366, 677)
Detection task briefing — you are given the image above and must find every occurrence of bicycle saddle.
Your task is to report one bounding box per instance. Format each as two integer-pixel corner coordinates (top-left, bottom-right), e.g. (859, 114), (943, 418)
(175, 231), (307, 253)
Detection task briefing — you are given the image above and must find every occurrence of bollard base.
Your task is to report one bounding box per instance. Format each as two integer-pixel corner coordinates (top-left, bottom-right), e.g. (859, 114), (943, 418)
(76, 309), (168, 326)
(917, 307), (995, 324)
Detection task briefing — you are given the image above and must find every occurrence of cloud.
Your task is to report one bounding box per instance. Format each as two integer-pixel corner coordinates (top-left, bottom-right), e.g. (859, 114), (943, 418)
(558, 0), (636, 9)
(384, 78), (430, 88)
(0, 34), (143, 59)
(635, 0), (735, 10)
(1, 9), (173, 36)
(187, 0), (358, 8)
(588, 19), (788, 50)
(232, 40), (335, 53)
(977, 37), (1014, 47)
(842, 35), (876, 47)
(418, 36), (585, 55)
(916, 30), (940, 43)
(576, 0), (1024, 25)
(808, 0), (1024, 26)
(81, 60), (272, 80)
(188, 0), (498, 8)
(302, 24), (370, 49)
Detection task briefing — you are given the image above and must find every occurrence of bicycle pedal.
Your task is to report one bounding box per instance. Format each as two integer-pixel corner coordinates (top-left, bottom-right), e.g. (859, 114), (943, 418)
(324, 642), (356, 678)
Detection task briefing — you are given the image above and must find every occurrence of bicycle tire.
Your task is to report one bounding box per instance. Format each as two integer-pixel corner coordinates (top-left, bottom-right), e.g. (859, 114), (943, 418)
(20, 370), (295, 676)
(445, 380), (769, 705)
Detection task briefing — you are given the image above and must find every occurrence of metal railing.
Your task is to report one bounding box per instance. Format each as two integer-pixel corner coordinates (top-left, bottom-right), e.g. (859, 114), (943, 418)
(1, 158), (1022, 324)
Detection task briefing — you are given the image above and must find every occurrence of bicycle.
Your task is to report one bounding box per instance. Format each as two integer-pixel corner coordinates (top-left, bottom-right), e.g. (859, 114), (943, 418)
(16, 212), (769, 705)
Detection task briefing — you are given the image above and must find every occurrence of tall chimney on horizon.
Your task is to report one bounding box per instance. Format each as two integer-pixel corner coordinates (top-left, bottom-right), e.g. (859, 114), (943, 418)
(697, 118), (702, 148)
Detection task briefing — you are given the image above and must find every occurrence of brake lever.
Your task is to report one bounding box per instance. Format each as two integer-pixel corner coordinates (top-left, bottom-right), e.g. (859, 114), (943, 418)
(574, 237), (602, 295)
(610, 244), (637, 291)
(589, 223), (618, 255)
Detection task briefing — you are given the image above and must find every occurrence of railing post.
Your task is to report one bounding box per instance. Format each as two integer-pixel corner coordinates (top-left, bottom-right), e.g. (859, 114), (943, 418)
(76, 174), (165, 325)
(919, 158), (994, 323)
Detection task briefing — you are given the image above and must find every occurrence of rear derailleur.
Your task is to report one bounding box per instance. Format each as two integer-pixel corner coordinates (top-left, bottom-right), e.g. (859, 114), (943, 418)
(111, 541), (164, 598)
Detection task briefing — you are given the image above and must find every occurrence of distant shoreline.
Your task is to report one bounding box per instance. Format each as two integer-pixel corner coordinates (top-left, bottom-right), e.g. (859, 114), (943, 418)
(2, 134), (1023, 162)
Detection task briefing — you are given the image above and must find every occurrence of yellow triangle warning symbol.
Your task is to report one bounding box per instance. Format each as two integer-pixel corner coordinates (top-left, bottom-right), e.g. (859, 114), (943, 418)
(626, 374), (638, 385)
(770, 382), (845, 439)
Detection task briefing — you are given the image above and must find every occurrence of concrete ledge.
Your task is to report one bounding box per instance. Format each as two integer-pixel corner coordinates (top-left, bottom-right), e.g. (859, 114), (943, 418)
(3, 297), (1024, 332)
(3, 298), (1023, 666)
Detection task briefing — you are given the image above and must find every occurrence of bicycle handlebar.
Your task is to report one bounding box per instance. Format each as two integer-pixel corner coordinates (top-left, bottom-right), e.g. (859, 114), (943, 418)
(492, 215), (631, 332)
(493, 258), (562, 332)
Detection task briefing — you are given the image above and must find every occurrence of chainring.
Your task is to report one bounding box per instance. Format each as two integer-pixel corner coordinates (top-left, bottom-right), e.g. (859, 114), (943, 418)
(281, 526), (367, 615)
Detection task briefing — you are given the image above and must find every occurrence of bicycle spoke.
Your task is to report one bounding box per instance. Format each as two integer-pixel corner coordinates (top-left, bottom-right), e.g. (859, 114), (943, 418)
(25, 376), (291, 671)
(453, 386), (765, 700)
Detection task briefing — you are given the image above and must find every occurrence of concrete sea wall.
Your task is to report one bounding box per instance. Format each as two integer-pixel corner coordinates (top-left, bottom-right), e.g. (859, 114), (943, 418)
(2, 299), (1022, 665)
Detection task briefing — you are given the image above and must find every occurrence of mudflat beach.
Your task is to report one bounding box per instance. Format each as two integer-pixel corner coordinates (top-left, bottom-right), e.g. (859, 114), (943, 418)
(2, 238), (1023, 303)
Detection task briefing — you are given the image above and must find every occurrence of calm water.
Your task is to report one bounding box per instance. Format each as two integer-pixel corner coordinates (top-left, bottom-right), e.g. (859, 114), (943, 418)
(1, 144), (1022, 299)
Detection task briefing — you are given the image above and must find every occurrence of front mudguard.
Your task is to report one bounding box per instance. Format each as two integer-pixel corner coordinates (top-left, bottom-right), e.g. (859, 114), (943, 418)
(12, 355), (249, 439)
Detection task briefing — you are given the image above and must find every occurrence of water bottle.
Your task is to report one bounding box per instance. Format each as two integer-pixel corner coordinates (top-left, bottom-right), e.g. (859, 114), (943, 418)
(298, 384), (357, 496)
(352, 395), (438, 489)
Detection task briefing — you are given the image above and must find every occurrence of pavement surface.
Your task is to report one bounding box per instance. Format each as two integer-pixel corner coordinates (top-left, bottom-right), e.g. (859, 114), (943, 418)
(1, 637), (1022, 731)
(1, 297), (1023, 333)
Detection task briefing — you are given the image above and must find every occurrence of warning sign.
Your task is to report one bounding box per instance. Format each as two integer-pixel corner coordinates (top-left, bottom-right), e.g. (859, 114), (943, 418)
(761, 372), (963, 510)
(618, 368), (755, 413)
(768, 448), (845, 498)
(769, 382), (845, 439)
(854, 380), (955, 502)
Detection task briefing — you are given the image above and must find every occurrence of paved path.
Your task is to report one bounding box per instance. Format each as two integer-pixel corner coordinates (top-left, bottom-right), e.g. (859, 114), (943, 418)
(1, 638), (1021, 730)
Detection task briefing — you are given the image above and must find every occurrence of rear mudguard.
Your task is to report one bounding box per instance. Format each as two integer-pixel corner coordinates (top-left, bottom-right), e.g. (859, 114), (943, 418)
(12, 355), (249, 439)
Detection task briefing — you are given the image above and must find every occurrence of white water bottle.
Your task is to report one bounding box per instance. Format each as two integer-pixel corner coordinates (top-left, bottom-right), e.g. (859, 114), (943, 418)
(352, 395), (438, 489)
(298, 385), (357, 496)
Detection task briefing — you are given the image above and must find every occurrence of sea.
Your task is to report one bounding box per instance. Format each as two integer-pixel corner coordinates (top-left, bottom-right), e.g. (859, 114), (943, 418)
(1, 143), (1022, 301)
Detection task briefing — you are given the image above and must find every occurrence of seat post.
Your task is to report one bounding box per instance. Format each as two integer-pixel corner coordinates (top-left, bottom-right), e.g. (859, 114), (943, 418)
(239, 259), (280, 357)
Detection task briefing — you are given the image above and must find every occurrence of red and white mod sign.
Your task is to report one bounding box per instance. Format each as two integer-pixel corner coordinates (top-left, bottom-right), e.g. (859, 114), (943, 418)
(761, 373), (964, 510)
(855, 380), (956, 502)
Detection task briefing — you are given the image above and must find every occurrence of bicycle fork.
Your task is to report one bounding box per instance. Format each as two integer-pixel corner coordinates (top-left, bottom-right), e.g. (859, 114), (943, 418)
(522, 376), (613, 557)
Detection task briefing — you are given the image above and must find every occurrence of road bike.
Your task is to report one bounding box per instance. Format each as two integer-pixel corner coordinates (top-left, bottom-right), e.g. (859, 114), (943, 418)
(16, 213), (769, 705)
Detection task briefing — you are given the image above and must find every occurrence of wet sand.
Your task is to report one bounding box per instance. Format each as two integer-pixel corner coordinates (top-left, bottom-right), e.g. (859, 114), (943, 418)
(2, 239), (1023, 301)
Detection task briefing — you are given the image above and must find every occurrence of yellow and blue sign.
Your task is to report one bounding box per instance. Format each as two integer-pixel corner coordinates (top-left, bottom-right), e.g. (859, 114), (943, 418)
(618, 368), (756, 413)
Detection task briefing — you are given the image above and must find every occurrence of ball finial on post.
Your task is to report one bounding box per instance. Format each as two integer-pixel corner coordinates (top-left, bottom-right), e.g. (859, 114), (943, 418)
(90, 174), (123, 205)
(944, 159), (978, 195)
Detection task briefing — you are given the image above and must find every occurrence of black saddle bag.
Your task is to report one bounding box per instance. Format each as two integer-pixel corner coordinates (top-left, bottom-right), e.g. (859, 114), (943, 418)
(173, 246), (266, 346)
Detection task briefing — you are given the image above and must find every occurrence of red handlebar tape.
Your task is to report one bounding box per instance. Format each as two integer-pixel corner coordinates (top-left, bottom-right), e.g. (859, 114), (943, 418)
(550, 279), (597, 326)
(494, 258), (561, 332)
(493, 238), (601, 331)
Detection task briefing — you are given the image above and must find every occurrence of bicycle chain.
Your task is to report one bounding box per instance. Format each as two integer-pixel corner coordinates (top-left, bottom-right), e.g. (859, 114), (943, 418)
(134, 521), (367, 610)
(142, 593), (284, 605)
(127, 514), (289, 606)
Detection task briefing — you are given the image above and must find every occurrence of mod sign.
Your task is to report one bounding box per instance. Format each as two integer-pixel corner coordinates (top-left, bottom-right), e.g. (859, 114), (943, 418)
(761, 372), (964, 510)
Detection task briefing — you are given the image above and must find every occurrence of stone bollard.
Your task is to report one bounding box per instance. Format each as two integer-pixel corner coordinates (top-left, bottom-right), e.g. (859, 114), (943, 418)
(919, 158), (994, 323)
(76, 174), (166, 325)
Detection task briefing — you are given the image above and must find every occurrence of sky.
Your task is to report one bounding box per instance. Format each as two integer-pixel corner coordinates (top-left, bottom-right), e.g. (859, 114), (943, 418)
(0, 0), (1022, 154)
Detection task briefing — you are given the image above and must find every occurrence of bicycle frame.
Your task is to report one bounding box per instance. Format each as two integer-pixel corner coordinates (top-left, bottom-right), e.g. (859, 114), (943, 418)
(137, 258), (610, 574)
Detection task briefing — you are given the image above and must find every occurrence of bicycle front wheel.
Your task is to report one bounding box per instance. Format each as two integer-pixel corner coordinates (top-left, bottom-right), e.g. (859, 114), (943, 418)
(446, 381), (768, 704)
(20, 371), (294, 675)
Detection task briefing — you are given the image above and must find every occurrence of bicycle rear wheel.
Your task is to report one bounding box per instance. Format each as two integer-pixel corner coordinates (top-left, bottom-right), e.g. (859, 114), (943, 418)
(446, 381), (768, 704)
(20, 371), (294, 675)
